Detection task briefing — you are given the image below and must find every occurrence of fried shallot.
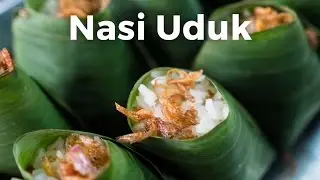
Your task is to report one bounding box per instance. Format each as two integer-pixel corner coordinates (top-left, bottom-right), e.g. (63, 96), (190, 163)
(0, 48), (14, 77)
(116, 69), (207, 144)
(58, 0), (110, 18)
(32, 134), (109, 180)
(248, 6), (294, 33)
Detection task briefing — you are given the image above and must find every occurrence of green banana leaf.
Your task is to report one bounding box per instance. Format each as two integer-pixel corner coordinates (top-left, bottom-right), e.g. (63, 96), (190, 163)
(122, 67), (275, 180)
(255, 0), (320, 54)
(199, 0), (241, 16)
(298, 14), (320, 56)
(13, 0), (150, 138)
(0, 55), (70, 175)
(119, 0), (204, 69)
(193, 1), (320, 151)
(13, 129), (164, 180)
(274, 0), (320, 28)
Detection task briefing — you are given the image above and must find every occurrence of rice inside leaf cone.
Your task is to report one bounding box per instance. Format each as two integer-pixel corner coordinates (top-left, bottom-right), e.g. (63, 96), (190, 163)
(115, 67), (275, 180)
(13, 129), (163, 180)
(193, 1), (320, 151)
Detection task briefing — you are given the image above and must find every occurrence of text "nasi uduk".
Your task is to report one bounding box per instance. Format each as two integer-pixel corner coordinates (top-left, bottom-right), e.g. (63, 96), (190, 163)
(70, 13), (252, 41)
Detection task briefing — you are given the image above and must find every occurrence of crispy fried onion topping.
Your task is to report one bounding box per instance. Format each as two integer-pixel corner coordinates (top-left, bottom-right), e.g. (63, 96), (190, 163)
(116, 69), (204, 144)
(58, 0), (110, 18)
(249, 6), (294, 33)
(0, 49), (14, 77)
(41, 134), (109, 180)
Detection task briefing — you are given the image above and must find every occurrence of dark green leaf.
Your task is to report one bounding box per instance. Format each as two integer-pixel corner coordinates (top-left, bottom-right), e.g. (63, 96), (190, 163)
(193, 1), (320, 151)
(274, 0), (320, 27)
(124, 67), (275, 180)
(115, 0), (204, 68)
(199, 0), (241, 16)
(13, 0), (150, 138)
(0, 68), (70, 175)
(13, 129), (163, 180)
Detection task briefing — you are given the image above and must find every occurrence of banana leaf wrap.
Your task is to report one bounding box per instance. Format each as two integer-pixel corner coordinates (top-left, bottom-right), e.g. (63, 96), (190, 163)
(123, 67), (275, 180)
(192, 1), (320, 151)
(0, 59), (70, 175)
(13, 0), (149, 137)
(125, 0), (204, 68)
(298, 14), (320, 57)
(261, 0), (320, 54)
(274, 0), (320, 28)
(13, 129), (164, 180)
(199, 0), (241, 16)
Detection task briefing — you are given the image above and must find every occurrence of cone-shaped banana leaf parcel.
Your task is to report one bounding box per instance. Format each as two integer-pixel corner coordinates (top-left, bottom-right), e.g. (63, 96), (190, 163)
(193, 1), (320, 151)
(115, 67), (275, 180)
(13, 0), (150, 138)
(13, 129), (164, 180)
(117, 0), (204, 68)
(0, 49), (70, 175)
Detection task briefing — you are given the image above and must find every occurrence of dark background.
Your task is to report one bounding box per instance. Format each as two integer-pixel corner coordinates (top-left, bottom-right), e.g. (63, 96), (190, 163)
(263, 114), (320, 180)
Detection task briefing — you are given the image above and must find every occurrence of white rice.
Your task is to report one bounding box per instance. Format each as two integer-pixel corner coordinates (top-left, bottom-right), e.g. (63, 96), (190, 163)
(31, 135), (107, 180)
(32, 138), (65, 180)
(32, 169), (58, 180)
(136, 71), (229, 137)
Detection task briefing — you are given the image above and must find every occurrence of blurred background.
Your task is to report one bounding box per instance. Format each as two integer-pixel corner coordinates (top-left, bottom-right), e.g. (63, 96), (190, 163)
(0, 0), (319, 179)
(0, 0), (22, 52)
